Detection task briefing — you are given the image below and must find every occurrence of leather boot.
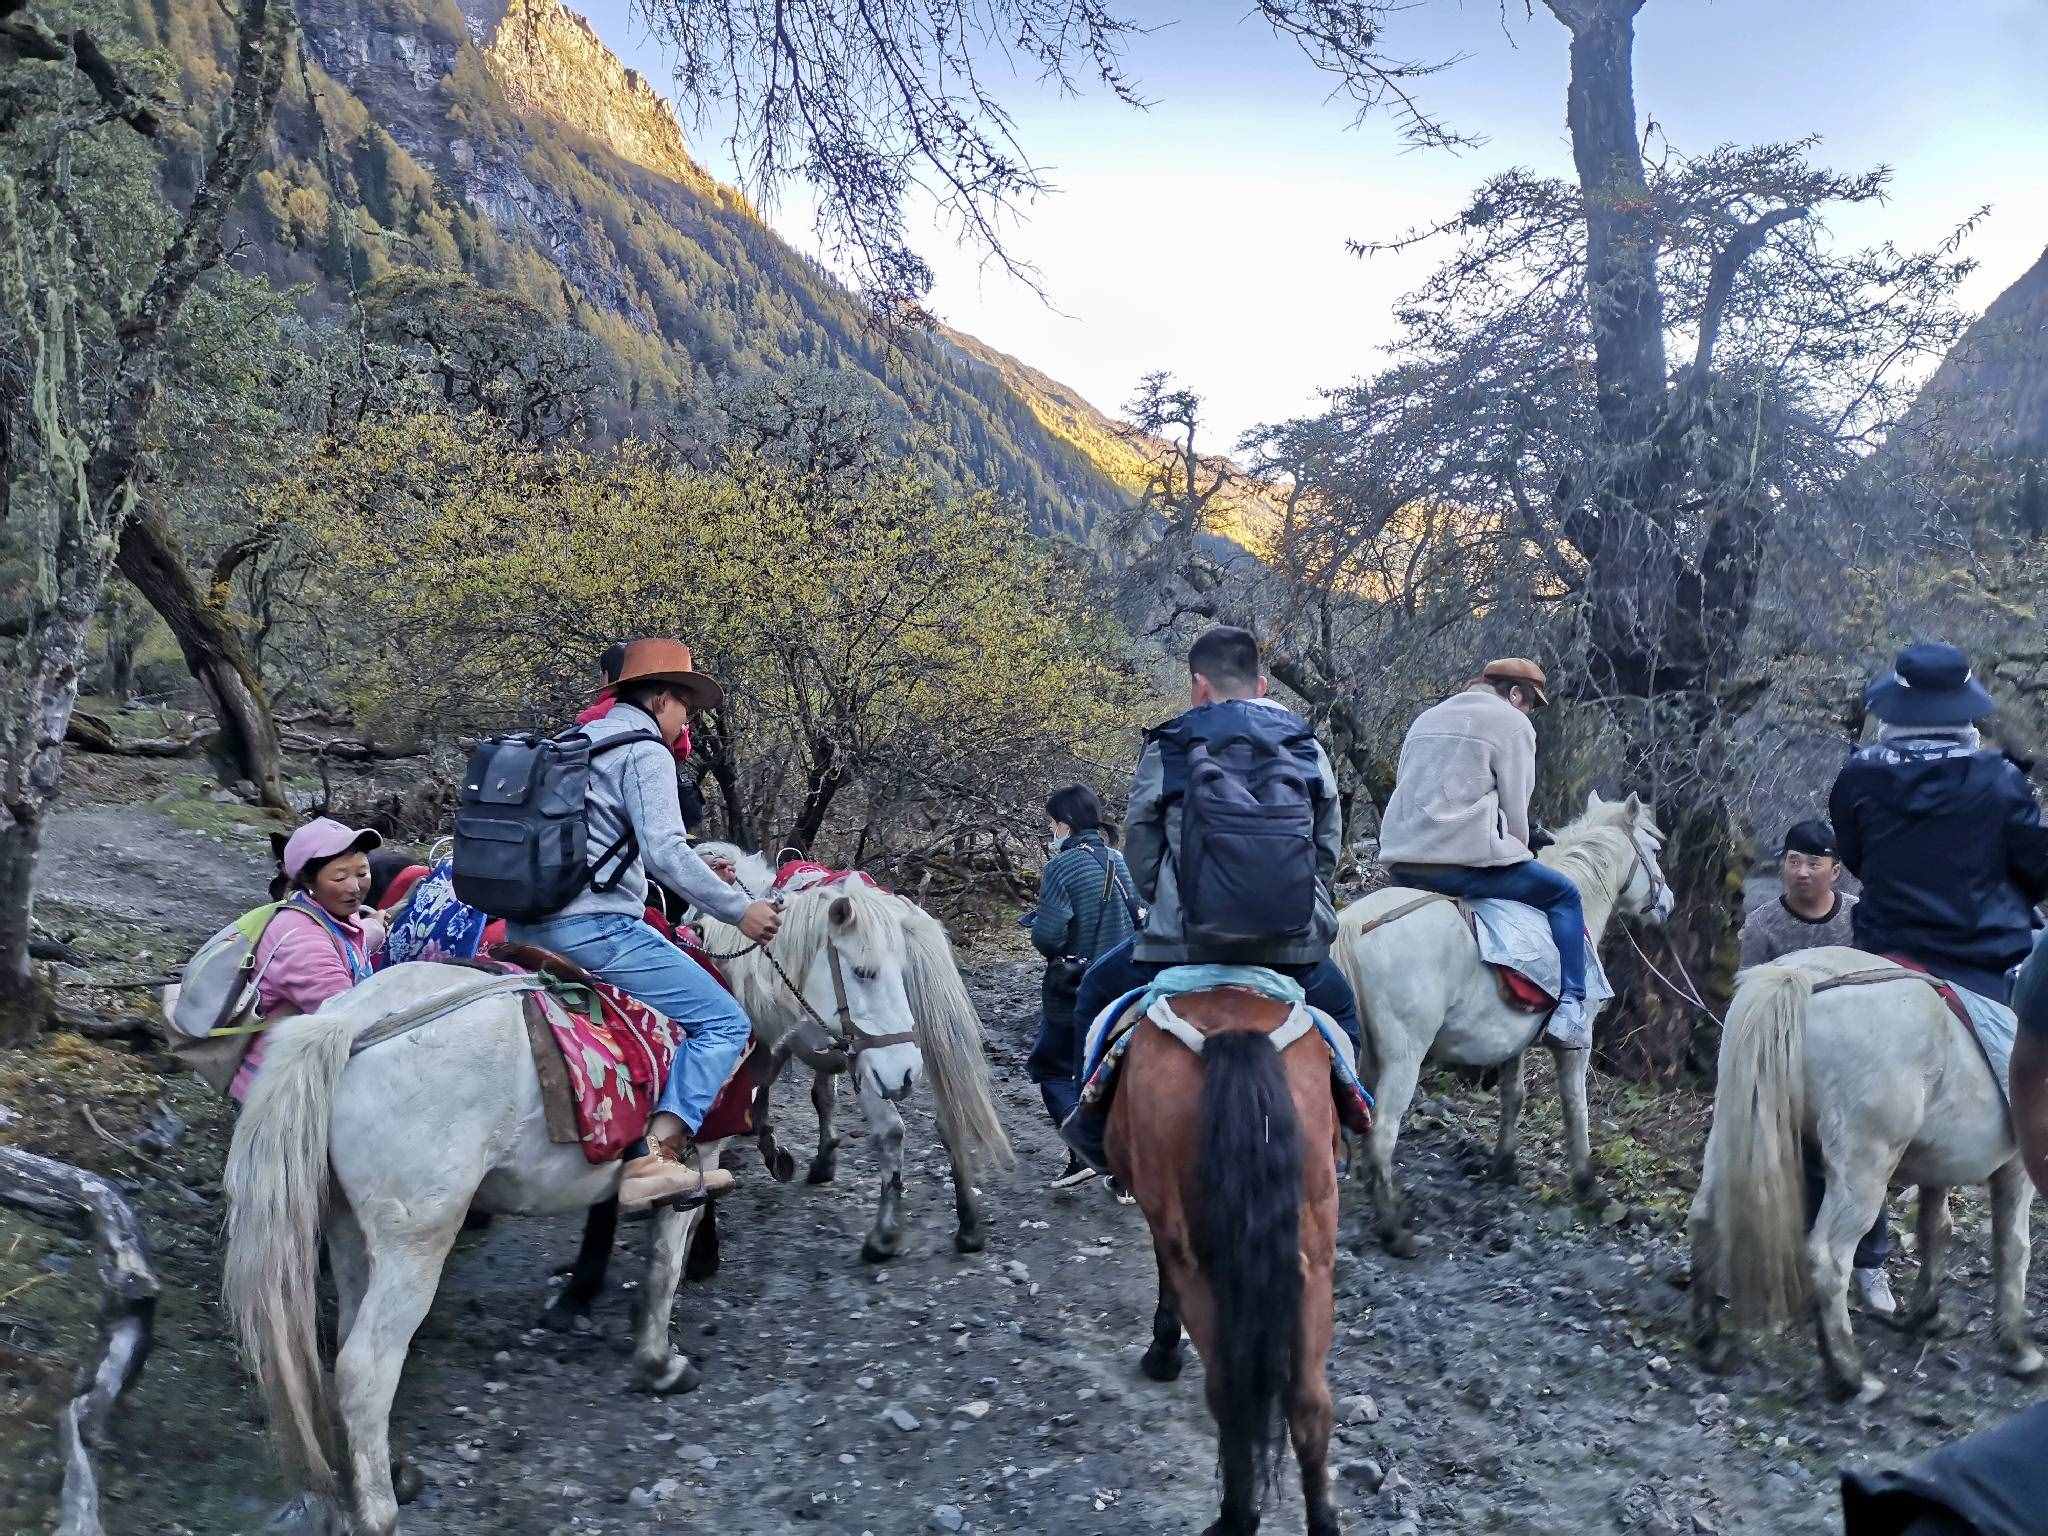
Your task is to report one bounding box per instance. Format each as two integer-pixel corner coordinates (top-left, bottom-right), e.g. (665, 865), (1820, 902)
(619, 1132), (734, 1211)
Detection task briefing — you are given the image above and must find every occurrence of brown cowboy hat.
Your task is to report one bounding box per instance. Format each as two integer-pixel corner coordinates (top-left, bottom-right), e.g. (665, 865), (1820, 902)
(1479, 657), (1550, 708)
(605, 638), (725, 712)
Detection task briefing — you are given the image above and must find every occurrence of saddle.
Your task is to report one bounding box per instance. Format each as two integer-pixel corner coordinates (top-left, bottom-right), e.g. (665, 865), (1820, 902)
(474, 944), (759, 1165)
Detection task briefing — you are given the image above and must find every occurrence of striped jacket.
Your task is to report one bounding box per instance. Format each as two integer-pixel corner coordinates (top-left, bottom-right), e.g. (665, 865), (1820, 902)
(1030, 832), (1137, 961)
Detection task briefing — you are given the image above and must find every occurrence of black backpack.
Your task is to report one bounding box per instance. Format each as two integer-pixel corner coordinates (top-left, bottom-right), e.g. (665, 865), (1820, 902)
(452, 727), (660, 920)
(1177, 735), (1319, 952)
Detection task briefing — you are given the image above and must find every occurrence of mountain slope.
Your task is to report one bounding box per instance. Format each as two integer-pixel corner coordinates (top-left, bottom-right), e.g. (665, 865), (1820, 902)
(1907, 244), (2048, 459)
(138, 0), (1145, 539)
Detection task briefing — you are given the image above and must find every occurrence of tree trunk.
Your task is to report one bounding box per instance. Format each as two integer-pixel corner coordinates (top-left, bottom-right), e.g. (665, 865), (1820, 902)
(0, 813), (55, 1045)
(1596, 783), (1741, 1083)
(785, 735), (845, 856)
(116, 508), (285, 807)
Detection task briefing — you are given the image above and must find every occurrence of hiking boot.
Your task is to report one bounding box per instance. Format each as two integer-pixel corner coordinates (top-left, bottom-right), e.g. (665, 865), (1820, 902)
(1050, 1151), (1099, 1191)
(1544, 996), (1592, 1050)
(619, 1133), (734, 1211)
(1853, 1266), (1898, 1317)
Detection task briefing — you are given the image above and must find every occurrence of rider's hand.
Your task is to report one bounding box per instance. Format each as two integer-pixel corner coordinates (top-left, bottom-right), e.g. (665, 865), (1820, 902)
(706, 856), (738, 885)
(739, 900), (782, 944)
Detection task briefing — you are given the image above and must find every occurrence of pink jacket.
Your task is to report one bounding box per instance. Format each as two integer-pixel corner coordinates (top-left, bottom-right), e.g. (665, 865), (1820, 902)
(229, 902), (386, 1102)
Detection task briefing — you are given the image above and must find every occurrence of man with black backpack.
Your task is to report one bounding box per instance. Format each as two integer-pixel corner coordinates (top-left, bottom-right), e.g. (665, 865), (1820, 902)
(461, 638), (782, 1210)
(1072, 626), (1361, 1056)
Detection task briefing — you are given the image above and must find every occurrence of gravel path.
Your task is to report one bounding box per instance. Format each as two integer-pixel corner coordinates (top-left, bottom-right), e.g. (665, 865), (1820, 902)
(21, 809), (2048, 1535)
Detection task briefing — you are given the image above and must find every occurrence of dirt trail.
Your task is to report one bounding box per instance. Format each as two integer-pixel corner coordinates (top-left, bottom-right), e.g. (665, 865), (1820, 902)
(7, 808), (2048, 1535)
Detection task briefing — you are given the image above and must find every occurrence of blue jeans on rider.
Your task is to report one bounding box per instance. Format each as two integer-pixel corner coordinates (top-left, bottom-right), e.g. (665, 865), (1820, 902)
(1060, 934), (1362, 1174)
(1803, 1143), (1892, 1270)
(1392, 859), (1588, 1003)
(505, 911), (751, 1136)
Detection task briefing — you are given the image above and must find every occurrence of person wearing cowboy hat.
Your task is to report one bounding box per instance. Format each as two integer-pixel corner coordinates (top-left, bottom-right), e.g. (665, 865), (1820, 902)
(1378, 658), (1596, 1048)
(507, 638), (784, 1209)
(1830, 641), (2048, 1007)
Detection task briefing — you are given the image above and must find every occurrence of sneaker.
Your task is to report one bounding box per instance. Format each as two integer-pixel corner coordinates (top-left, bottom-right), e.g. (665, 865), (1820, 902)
(1853, 1266), (1898, 1317)
(1544, 996), (1592, 1050)
(1050, 1152), (1099, 1191)
(1103, 1175), (1136, 1206)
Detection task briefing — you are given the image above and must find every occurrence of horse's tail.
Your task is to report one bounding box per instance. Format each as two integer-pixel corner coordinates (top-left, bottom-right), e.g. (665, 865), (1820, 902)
(1199, 1029), (1303, 1502)
(900, 905), (1014, 1170)
(222, 1011), (359, 1492)
(1707, 964), (1812, 1327)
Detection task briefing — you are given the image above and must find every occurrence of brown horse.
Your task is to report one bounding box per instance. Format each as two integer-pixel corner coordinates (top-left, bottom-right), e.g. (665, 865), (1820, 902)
(1106, 989), (1343, 1536)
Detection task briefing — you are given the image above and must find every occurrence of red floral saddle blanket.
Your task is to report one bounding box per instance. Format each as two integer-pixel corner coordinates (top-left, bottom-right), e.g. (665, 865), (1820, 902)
(476, 953), (758, 1165)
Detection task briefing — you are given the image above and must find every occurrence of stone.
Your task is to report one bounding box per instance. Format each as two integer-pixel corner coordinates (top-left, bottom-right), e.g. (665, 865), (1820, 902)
(1339, 1393), (1380, 1425)
(931, 1506), (966, 1533)
(1342, 1458), (1387, 1492)
(953, 1400), (991, 1420)
(677, 1442), (714, 1465)
(1600, 1201), (1629, 1226)
(856, 1375), (877, 1391)
(882, 1406), (921, 1433)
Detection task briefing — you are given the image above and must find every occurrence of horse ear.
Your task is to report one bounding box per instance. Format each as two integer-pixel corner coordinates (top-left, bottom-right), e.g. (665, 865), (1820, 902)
(1622, 792), (1643, 822)
(270, 831), (289, 862)
(829, 895), (854, 928)
(1585, 790), (1603, 815)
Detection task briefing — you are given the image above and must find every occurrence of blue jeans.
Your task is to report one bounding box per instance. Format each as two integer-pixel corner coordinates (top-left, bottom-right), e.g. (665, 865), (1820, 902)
(1392, 860), (1587, 1003)
(508, 911), (751, 1136)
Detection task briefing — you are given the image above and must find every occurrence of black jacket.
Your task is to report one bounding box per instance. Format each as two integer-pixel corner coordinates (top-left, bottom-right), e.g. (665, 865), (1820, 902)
(1829, 735), (2048, 984)
(1841, 1399), (2048, 1536)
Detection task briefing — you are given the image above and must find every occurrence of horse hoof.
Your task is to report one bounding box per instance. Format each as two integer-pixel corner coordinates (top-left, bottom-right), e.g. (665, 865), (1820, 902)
(640, 1355), (703, 1395)
(1384, 1228), (1420, 1260)
(2003, 1345), (2046, 1379)
(1900, 1305), (1951, 1338)
(861, 1233), (901, 1264)
(1487, 1155), (1521, 1187)
(1140, 1345), (1183, 1383)
(1571, 1171), (1599, 1203)
(766, 1146), (797, 1184)
(1852, 1376), (1888, 1407)
(392, 1459), (425, 1506)
(538, 1295), (591, 1334)
(1696, 1334), (1737, 1376)
(954, 1225), (987, 1255)
(806, 1158), (837, 1187)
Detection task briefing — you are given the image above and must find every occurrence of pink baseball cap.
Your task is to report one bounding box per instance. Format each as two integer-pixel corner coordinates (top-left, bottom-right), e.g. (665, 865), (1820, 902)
(280, 817), (382, 882)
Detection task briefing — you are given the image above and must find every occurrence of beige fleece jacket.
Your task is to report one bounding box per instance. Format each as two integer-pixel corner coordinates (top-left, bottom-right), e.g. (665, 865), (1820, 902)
(1377, 686), (1537, 869)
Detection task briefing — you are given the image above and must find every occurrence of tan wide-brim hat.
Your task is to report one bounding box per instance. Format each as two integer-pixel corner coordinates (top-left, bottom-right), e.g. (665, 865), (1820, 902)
(605, 638), (725, 712)
(1480, 657), (1550, 708)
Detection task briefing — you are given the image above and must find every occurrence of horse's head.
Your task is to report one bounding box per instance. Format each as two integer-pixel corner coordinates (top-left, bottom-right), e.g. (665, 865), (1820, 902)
(1583, 790), (1674, 926)
(795, 885), (923, 1103)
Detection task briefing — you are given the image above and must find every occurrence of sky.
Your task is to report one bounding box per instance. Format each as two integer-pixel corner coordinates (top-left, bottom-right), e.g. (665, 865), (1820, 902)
(578, 0), (2048, 447)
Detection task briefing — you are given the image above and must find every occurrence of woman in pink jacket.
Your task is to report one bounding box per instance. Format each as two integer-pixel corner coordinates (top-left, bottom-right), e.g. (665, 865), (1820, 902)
(229, 817), (388, 1102)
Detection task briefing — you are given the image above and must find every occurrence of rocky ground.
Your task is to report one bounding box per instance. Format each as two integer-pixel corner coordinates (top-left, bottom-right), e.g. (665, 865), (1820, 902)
(4, 784), (2048, 1535)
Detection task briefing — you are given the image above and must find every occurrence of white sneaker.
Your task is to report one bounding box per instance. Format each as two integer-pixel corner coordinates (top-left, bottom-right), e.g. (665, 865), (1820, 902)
(1853, 1266), (1897, 1317)
(1050, 1154), (1099, 1191)
(1544, 997), (1592, 1049)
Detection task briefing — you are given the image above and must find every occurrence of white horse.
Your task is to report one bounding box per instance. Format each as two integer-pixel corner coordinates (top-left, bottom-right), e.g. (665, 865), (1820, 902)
(221, 878), (916, 1536)
(694, 843), (1013, 1261)
(1689, 951), (2043, 1403)
(1333, 793), (1675, 1256)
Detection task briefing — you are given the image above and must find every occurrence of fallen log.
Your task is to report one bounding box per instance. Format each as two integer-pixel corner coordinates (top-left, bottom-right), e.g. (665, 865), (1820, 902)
(278, 731), (424, 761)
(0, 1147), (159, 1536)
(63, 713), (198, 758)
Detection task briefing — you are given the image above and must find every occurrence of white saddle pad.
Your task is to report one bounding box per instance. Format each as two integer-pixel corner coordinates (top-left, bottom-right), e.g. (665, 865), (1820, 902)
(1466, 898), (1615, 1014)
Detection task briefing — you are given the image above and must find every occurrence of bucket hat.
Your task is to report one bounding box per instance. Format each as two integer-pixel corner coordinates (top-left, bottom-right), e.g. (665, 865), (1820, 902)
(1864, 642), (1995, 728)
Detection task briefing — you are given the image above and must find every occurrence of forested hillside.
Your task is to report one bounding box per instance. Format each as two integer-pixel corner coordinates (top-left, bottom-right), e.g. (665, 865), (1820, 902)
(135, 0), (1143, 539)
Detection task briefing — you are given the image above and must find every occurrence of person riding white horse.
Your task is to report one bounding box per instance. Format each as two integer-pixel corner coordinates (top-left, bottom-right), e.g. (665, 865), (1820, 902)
(505, 637), (785, 1209)
(1377, 657), (1593, 1048)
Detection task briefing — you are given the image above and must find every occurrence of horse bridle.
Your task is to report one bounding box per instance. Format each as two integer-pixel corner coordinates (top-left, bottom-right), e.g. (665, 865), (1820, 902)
(1624, 829), (1668, 914)
(701, 866), (917, 1063)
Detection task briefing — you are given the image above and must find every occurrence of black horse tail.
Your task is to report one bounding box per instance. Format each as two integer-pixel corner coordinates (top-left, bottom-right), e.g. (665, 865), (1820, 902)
(1198, 1028), (1303, 1503)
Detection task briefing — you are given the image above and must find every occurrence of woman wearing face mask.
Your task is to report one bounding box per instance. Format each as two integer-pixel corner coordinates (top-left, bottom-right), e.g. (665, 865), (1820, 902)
(1023, 784), (1138, 1189)
(230, 817), (389, 1103)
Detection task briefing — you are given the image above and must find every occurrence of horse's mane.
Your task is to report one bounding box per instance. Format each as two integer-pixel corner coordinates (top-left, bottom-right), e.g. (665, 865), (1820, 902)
(1543, 800), (1650, 907)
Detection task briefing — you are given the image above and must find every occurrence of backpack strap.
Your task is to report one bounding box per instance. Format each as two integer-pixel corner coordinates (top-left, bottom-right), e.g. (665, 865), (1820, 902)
(574, 727), (666, 896)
